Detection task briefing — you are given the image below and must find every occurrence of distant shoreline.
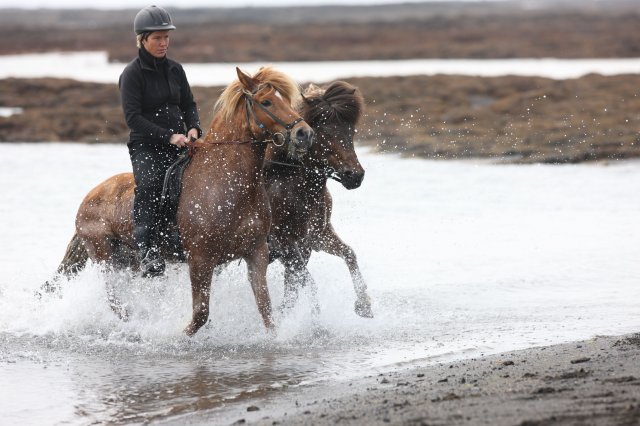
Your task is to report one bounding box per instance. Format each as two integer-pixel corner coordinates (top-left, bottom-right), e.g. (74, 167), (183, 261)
(3, 73), (640, 164)
(3, 52), (640, 84)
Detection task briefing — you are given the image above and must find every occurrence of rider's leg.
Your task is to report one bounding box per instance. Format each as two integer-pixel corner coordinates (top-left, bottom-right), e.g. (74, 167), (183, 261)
(129, 142), (181, 277)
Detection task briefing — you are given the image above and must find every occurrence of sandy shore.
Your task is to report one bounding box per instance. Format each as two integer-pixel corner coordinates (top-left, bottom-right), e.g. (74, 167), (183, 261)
(170, 333), (640, 425)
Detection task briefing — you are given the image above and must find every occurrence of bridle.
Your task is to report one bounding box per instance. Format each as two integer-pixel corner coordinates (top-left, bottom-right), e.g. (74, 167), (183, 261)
(243, 89), (305, 147)
(186, 86), (306, 155)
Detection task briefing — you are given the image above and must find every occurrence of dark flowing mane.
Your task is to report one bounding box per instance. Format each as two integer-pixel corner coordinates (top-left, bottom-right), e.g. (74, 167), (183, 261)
(299, 81), (364, 127)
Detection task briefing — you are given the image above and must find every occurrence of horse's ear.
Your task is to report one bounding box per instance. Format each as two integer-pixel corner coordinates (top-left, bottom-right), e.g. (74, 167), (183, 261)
(236, 67), (257, 93)
(306, 83), (321, 93)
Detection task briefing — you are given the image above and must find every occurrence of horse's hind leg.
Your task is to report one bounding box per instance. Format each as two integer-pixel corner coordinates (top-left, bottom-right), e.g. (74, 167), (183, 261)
(105, 269), (130, 321)
(280, 256), (301, 313)
(280, 244), (319, 315)
(184, 255), (215, 336)
(84, 236), (130, 320)
(245, 242), (274, 331)
(314, 224), (373, 318)
(105, 239), (138, 321)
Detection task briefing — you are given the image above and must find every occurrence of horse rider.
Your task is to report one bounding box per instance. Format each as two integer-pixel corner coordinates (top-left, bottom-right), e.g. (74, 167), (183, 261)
(119, 5), (202, 277)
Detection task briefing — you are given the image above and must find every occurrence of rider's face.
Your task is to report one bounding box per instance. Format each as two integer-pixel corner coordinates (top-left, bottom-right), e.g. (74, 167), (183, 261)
(142, 31), (170, 58)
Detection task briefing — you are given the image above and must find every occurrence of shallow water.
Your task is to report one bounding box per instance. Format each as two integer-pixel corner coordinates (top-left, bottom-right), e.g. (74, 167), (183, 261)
(1, 52), (640, 85)
(1, 143), (640, 424)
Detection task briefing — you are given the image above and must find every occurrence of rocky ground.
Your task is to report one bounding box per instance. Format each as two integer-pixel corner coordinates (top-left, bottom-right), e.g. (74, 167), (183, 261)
(178, 333), (640, 425)
(1, 73), (639, 163)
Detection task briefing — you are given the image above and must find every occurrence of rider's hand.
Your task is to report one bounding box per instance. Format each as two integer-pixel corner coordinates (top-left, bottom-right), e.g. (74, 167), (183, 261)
(169, 133), (188, 147)
(187, 128), (199, 141)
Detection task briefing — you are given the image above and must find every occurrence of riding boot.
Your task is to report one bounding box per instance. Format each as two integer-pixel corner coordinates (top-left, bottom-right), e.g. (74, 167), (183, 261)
(133, 224), (165, 277)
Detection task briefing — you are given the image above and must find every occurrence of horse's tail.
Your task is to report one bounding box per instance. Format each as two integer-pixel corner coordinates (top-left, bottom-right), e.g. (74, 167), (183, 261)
(39, 233), (88, 296)
(56, 232), (88, 276)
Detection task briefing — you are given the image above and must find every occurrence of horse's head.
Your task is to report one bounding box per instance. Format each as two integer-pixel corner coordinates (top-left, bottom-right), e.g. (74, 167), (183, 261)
(235, 67), (314, 155)
(298, 81), (365, 190)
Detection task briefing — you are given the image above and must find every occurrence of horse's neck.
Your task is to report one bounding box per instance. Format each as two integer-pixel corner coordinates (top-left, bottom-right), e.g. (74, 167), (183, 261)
(301, 166), (328, 196)
(201, 127), (267, 174)
(272, 164), (327, 201)
(265, 153), (327, 195)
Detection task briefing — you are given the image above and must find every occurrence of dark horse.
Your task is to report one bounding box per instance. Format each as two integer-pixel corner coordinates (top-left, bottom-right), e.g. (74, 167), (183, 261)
(265, 81), (373, 318)
(50, 67), (314, 336)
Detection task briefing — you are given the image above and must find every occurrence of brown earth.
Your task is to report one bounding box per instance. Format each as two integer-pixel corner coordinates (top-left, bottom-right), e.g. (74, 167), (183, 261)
(1, 73), (639, 163)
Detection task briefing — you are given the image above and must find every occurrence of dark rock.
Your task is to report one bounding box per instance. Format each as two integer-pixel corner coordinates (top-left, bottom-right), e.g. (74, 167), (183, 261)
(533, 387), (556, 394)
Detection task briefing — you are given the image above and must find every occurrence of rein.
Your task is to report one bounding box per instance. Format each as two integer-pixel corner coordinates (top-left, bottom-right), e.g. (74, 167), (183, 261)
(265, 159), (343, 183)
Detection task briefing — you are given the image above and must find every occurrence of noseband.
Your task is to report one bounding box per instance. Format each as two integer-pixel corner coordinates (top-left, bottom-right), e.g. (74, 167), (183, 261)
(243, 90), (305, 147)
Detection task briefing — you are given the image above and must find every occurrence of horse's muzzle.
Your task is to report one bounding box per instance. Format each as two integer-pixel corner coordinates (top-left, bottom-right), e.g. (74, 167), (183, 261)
(340, 169), (365, 190)
(293, 126), (314, 152)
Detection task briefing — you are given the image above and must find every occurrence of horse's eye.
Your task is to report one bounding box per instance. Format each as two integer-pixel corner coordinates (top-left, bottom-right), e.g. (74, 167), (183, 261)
(260, 99), (272, 107)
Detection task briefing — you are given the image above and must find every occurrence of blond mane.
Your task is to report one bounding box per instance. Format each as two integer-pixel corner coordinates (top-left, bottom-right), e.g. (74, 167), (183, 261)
(213, 66), (301, 126)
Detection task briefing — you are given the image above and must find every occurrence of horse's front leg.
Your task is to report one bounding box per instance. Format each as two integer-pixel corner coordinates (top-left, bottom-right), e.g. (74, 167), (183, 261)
(315, 224), (373, 318)
(245, 242), (275, 331)
(184, 254), (215, 336)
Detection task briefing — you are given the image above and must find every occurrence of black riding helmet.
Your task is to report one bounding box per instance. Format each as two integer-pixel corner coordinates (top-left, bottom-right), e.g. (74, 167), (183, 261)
(134, 5), (176, 34)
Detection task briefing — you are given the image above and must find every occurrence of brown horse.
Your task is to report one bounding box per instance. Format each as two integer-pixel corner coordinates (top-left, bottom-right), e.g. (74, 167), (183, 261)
(265, 81), (373, 318)
(52, 67), (314, 336)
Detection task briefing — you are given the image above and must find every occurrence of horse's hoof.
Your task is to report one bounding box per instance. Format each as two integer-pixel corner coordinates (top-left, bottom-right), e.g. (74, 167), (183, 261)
(265, 323), (277, 337)
(355, 298), (374, 318)
(184, 320), (207, 336)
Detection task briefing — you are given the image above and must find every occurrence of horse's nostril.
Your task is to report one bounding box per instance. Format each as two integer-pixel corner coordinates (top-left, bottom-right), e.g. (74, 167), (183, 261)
(295, 127), (313, 148)
(339, 169), (364, 189)
(296, 128), (310, 140)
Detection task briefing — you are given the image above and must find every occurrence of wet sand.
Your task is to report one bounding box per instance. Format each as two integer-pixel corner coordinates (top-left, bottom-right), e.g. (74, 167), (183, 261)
(176, 333), (640, 425)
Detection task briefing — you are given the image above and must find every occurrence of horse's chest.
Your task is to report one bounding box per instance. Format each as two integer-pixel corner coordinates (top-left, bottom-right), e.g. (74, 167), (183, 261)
(271, 193), (324, 240)
(182, 188), (269, 240)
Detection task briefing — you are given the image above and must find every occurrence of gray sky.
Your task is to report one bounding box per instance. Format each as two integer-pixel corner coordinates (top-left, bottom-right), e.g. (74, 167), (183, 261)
(0, 0), (499, 9)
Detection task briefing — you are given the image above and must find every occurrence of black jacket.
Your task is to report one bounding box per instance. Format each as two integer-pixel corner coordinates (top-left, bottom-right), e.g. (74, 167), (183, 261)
(119, 46), (202, 147)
